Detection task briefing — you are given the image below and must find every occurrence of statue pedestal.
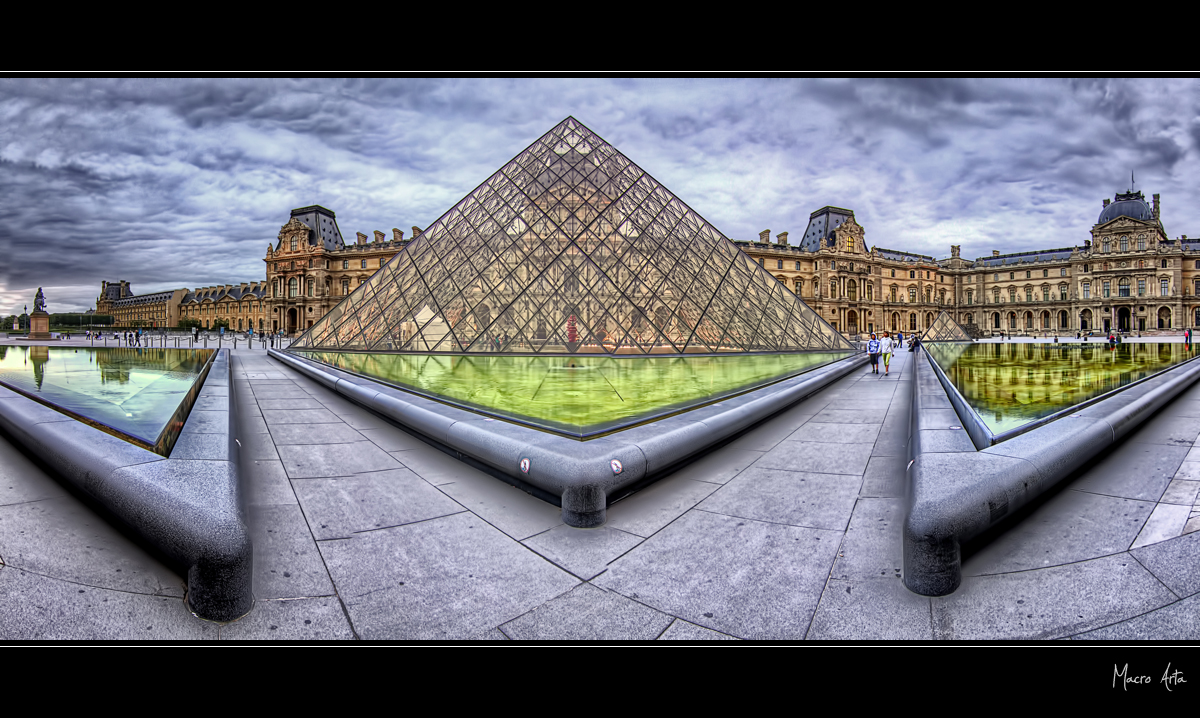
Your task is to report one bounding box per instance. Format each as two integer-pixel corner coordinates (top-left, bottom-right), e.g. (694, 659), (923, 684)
(27, 311), (51, 340)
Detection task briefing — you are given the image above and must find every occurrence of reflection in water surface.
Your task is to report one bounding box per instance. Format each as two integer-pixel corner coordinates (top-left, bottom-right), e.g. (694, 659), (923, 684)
(925, 342), (1197, 435)
(0, 347), (214, 454)
(296, 351), (852, 435)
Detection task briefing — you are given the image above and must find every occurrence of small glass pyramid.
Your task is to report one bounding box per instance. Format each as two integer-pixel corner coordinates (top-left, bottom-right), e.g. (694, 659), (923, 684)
(922, 311), (973, 342)
(291, 117), (853, 355)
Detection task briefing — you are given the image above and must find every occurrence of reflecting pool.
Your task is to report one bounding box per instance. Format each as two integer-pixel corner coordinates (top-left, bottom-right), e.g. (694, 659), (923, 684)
(295, 350), (852, 436)
(0, 346), (215, 455)
(925, 342), (1198, 435)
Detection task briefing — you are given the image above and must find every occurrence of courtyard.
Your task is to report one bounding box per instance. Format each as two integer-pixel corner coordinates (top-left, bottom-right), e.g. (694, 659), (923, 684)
(1, 336), (1198, 640)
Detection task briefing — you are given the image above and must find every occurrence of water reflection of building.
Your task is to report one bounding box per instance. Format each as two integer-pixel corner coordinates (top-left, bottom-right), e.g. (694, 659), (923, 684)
(735, 189), (1197, 336)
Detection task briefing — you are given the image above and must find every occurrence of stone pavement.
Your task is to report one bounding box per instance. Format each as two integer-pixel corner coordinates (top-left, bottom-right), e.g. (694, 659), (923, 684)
(2, 343), (1199, 640)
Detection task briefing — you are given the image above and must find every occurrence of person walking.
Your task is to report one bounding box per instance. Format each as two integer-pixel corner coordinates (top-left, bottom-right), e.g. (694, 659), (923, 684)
(880, 331), (895, 376)
(866, 333), (881, 374)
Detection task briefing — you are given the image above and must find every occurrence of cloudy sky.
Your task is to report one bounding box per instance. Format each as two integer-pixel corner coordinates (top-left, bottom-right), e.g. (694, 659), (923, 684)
(3, 77), (1199, 316)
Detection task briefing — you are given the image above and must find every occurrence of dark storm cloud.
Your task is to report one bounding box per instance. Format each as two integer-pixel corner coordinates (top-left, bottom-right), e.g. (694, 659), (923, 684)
(2, 78), (1200, 316)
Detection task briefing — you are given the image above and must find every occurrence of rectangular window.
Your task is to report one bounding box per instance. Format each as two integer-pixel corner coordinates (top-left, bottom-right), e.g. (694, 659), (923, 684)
(1043, 288), (1050, 301)
(1162, 279), (1170, 296)
(380, 258), (386, 267)
(795, 261), (801, 270)
(994, 273), (999, 282)
(1119, 282), (1130, 297)
(759, 258), (764, 267)
(361, 260), (367, 269)
(1026, 288), (1033, 301)
(966, 291), (973, 305)
(777, 259), (783, 270)
(1102, 281), (1110, 298)
(1060, 287), (1067, 301)
(1083, 284), (1090, 299)
(1139, 279), (1146, 296)
(343, 260), (349, 269)
(1061, 268), (1067, 276)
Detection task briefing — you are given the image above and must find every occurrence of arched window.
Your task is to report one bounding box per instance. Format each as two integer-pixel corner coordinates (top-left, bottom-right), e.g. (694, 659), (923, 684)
(1139, 236), (1146, 250)
(1120, 236), (1128, 252)
(1119, 278), (1131, 297)
(1102, 240), (1110, 253)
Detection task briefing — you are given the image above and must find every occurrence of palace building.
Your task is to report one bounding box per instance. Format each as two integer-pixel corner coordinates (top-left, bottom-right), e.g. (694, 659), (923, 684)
(735, 189), (1198, 337)
(99, 189), (1196, 339)
(264, 205), (413, 334)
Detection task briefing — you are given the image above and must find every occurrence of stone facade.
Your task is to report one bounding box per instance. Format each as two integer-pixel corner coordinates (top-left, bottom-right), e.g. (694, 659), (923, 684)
(736, 192), (1199, 337)
(96, 280), (189, 328)
(264, 205), (412, 334)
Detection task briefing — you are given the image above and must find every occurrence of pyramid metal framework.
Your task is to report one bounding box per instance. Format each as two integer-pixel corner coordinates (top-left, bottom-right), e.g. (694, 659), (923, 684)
(291, 118), (853, 356)
(922, 311), (973, 342)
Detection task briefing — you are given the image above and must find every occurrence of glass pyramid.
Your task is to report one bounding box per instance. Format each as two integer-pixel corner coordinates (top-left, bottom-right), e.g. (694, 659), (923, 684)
(290, 117), (853, 356)
(922, 311), (973, 342)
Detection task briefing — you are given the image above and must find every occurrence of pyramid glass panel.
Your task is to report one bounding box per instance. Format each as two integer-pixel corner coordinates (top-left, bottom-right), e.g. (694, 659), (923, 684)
(923, 311), (974, 342)
(290, 117), (853, 433)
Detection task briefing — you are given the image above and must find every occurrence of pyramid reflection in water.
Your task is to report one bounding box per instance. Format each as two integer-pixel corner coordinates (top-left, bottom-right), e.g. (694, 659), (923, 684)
(291, 117), (852, 356)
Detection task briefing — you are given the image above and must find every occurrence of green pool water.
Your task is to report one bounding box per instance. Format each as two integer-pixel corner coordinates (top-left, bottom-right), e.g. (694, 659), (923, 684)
(925, 342), (1199, 436)
(295, 350), (852, 436)
(0, 346), (215, 455)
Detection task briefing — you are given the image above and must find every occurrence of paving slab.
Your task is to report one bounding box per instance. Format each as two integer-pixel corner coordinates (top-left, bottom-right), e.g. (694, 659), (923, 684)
(500, 583), (673, 641)
(860, 456), (905, 498)
(932, 554), (1178, 640)
(0, 497), (186, 597)
(521, 524), (644, 580)
(697, 467), (861, 531)
(962, 491), (1156, 575)
(356, 426), (428, 452)
(1130, 530), (1200, 598)
(596, 510), (841, 640)
(269, 422), (365, 446)
(318, 512), (579, 640)
(1125, 413), (1200, 448)
(220, 597), (356, 640)
(1130, 503), (1191, 549)
(808, 578), (933, 640)
(0, 439), (69, 505)
(754, 440), (873, 476)
(1160, 479), (1200, 505)
(784, 422), (882, 445)
(251, 386), (314, 400)
(657, 445), (763, 486)
(262, 408), (344, 425)
(724, 412), (812, 452)
(431, 463), (563, 541)
(256, 398), (327, 411)
(1072, 593), (1200, 640)
(1067, 442), (1188, 502)
(248, 503), (335, 600)
(293, 468), (466, 540)
(657, 618), (738, 640)
(0, 567), (213, 640)
(278, 440), (403, 479)
(243, 459), (296, 507)
(604, 476), (721, 539)
(829, 497), (904, 581)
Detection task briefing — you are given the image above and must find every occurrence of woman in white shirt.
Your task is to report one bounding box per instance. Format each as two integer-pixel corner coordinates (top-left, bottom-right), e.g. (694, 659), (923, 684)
(879, 332), (896, 376)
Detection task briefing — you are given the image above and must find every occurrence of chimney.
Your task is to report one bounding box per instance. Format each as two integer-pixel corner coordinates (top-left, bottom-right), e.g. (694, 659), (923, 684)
(393, 228), (404, 242)
(374, 230), (385, 243)
(357, 232), (367, 245)
(1103, 198), (1111, 208)
(759, 229), (770, 244)
(992, 250), (1000, 257)
(412, 226), (423, 237)
(1153, 193), (1160, 221)
(776, 232), (789, 246)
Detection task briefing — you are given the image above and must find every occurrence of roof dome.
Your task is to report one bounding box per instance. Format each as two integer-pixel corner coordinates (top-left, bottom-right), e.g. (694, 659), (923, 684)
(1098, 191), (1153, 225)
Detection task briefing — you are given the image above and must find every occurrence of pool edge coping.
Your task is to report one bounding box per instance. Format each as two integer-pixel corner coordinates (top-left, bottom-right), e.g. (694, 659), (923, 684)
(0, 348), (251, 622)
(268, 347), (869, 527)
(904, 344), (1200, 596)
